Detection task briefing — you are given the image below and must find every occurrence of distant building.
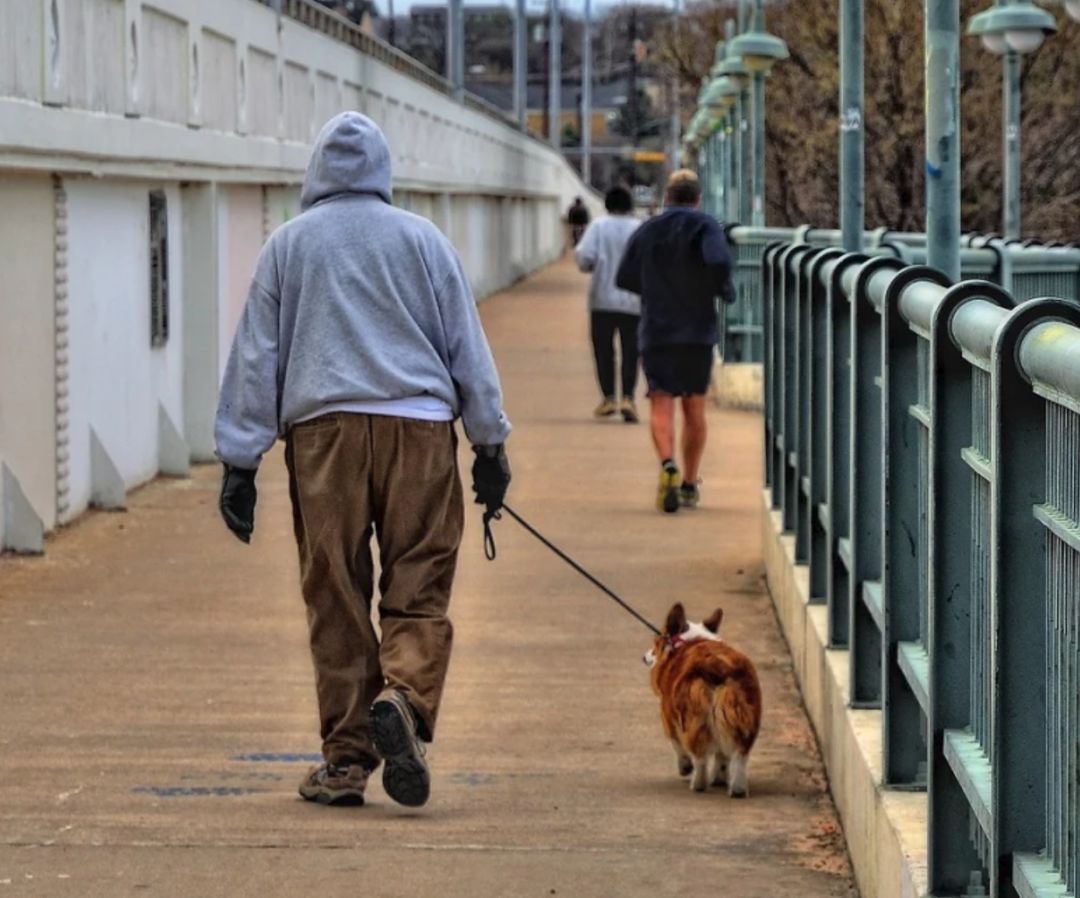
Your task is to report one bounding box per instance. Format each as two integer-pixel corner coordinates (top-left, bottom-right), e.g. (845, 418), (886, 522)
(467, 75), (668, 190)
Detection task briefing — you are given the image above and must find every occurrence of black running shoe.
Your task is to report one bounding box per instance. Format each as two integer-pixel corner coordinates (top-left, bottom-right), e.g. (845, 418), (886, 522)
(370, 689), (431, 807)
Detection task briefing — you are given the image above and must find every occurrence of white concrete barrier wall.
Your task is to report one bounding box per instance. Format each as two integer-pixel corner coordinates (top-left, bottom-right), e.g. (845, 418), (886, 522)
(0, 0), (600, 549)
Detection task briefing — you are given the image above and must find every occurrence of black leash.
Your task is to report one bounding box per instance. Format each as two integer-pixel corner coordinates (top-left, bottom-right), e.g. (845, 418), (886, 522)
(482, 505), (663, 639)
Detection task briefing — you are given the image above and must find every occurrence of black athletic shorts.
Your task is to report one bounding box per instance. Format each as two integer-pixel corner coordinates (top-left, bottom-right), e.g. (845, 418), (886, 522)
(642, 344), (715, 397)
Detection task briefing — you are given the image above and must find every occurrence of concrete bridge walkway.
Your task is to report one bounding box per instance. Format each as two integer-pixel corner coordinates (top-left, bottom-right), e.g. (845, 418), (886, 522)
(0, 258), (855, 898)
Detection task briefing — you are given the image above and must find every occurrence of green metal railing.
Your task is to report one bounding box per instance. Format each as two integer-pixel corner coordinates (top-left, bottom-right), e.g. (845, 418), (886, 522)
(764, 243), (1080, 898)
(728, 227), (1080, 366)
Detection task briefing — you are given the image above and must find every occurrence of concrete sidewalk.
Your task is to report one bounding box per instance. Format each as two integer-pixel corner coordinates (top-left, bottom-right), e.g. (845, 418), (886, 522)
(0, 257), (855, 898)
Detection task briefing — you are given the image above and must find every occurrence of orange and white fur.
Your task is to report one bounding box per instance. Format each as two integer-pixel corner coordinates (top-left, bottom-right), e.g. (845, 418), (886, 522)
(644, 603), (762, 796)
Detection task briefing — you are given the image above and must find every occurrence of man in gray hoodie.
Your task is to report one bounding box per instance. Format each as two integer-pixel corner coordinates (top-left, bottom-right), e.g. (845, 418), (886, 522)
(215, 112), (512, 809)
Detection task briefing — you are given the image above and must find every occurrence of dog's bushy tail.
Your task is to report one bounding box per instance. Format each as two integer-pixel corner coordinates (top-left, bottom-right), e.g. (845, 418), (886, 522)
(698, 651), (762, 754)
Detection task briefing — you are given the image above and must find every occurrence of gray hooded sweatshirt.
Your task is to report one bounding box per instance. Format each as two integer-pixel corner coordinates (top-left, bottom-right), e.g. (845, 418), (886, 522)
(215, 112), (511, 470)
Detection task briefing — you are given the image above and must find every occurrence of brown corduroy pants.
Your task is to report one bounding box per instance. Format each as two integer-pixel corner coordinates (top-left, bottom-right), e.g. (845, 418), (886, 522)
(284, 412), (464, 769)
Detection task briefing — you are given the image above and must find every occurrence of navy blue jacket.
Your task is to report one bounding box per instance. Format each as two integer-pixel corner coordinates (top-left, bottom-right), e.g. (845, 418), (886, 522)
(614, 207), (734, 352)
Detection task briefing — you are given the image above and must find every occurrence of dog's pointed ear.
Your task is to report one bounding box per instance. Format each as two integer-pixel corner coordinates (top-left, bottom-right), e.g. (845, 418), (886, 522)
(703, 607), (724, 634)
(665, 602), (688, 636)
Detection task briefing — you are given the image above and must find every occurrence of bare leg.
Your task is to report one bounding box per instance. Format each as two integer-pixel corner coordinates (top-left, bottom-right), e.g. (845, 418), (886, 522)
(650, 395), (676, 463)
(672, 740), (692, 778)
(680, 395), (708, 483)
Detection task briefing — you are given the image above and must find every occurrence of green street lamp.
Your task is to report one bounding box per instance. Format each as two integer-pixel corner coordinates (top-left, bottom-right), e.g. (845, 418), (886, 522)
(718, 27), (749, 222)
(727, 2), (788, 226)
(703, 77), (739, 115)
(728, 29), (789, 73)
(717, 50), (750, 84)
(968, 1), (1056, 52)
(1041, 0), (1080, 21)
(698, 76), (737, 216)
(966, 1), (1057, 240)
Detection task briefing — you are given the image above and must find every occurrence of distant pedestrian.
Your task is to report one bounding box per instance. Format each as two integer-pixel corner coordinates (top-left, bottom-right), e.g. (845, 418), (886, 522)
(615, 169), (733, 513)
(574, 185), (641, 423)
(215, 112), (512, 808)
(567, 196), (591, 247)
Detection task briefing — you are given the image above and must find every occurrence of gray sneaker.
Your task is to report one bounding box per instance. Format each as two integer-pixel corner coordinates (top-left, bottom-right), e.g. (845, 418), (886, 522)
(370, 689), (431, 807)
(298, 761), (372, 806)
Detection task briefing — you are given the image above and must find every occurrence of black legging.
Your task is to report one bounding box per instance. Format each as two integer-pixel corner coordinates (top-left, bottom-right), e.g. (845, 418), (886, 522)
(590, 311), (640, 399)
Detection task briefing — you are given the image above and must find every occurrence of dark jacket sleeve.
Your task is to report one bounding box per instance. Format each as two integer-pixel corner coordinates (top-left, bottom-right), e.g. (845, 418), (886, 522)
(701, 219), (736, 304)
(615, 228), (643, 295)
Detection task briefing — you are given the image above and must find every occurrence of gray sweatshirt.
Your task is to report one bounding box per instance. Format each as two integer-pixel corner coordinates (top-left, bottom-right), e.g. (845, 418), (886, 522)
(573, 215), (641, 315)
(215, 112), (511, 470)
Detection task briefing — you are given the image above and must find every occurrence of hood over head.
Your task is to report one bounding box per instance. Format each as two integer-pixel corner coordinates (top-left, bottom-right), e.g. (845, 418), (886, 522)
(301, 112), (392, 210)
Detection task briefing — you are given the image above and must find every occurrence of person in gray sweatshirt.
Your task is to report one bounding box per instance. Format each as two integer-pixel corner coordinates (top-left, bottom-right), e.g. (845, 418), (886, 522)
(214, 112), (512, 809)
(573, 185), (641, 422)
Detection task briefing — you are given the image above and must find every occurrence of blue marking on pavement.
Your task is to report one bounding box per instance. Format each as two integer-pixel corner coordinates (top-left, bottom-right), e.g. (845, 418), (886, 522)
(926, 160), (943, 178)
(132, 786), (270, 797)
(448, 772), (499, 786)
(230, 752), (323, 763)
(179, 771), (285, 782)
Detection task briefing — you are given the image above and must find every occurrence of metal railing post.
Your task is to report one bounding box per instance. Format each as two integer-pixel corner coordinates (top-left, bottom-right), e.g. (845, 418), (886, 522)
(848, 258), (903, 707)
(879, 269), (951, 785)
(826, 254), (867, 647)
(808, 249), (846, 604)
(990, 298), (1080, 894)
(782, 245), (813, 533)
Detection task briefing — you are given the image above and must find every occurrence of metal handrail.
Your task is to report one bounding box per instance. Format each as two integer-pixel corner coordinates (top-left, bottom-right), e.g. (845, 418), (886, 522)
(763, 235), (1080, 898)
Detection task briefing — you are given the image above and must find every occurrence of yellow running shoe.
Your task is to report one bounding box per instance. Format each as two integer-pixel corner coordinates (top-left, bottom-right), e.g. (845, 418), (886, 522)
(656, 465), (681, 514)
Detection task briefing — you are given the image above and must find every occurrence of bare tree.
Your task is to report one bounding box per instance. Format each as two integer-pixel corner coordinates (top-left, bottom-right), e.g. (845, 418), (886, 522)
(653, 0), (1080, 241)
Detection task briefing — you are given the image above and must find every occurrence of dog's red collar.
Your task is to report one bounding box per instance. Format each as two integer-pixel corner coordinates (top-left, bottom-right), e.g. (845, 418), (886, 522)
(666, 634), (689, 653)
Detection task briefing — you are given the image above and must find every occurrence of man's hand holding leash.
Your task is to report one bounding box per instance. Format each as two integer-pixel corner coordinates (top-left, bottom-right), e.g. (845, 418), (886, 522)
(220, 464), (258, 544)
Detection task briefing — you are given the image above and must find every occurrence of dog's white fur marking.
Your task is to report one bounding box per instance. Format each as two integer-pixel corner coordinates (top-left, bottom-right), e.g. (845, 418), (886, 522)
(728, 753), (749, 798)
(642, 620), (722, 667)
(690, 757), (709, 792)
(672, 740), (692, 777)
(711, 753), (729, 787)
(682, 621), (722, 644)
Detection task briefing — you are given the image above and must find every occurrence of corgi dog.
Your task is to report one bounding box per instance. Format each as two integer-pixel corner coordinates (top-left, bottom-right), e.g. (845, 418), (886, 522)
(643, 602), (762, 796)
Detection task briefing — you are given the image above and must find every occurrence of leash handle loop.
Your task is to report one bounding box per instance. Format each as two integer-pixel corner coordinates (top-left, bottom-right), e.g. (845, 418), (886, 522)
(482, 509), (500, 561)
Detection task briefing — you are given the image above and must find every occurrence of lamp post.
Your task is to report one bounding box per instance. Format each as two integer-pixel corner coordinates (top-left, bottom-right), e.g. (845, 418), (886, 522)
(548, 0), (561, 148)
(447, 0), (464, 100)
(925, 0), (961, 281)
(582, 0), (592, 185)
(703, 67), (739, 219)
(718, 22), (749, 222)
(966, 1), (1056, 240)
(840, 0), (864, 252)
(668, 0), (682, 177)
(728, 0), (788, 227)
(513, 0), (527, 128)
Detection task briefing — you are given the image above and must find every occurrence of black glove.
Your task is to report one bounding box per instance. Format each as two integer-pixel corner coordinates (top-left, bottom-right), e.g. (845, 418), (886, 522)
(471, 444), (511, 516)
(219, 464), (257, 544)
